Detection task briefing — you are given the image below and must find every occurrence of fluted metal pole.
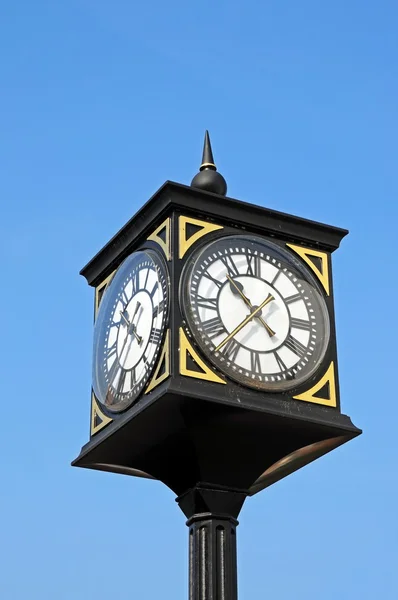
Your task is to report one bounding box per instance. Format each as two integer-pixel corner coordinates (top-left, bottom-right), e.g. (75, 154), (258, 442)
(187, 513), (238, 600)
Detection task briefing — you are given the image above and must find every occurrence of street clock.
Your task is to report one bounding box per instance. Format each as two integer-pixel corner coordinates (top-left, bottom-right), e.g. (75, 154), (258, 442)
(73, 132), (360, 600)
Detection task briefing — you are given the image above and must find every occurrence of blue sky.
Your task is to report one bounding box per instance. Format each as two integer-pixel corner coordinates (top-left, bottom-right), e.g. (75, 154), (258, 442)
(1, 1), (397, 598)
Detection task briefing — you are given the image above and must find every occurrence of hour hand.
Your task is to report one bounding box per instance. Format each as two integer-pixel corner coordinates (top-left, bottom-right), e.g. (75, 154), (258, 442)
(132, 301), (141, 321)
(227, 275), (251, 305)
(227, 275), (244, 295)
(216, 293), (275, 352)
(129, 324), (143, 345)
(226, 275), (275, 337)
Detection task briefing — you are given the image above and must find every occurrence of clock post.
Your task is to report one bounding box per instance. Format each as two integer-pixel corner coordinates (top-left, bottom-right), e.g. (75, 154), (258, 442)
(177, 485), (245, 600)
(73, 131), (361, 599)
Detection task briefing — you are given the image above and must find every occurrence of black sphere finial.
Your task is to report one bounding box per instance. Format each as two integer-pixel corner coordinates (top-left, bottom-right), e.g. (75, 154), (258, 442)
(191, 131), (227, 196)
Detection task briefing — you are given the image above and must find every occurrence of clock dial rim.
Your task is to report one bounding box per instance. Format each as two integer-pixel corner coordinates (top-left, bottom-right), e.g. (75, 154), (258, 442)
(180, 234), (330, 392)
(92, 249), (169, 413)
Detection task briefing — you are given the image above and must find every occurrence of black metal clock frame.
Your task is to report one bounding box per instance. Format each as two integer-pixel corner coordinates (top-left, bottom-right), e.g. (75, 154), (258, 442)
(73, 141), (361, 599)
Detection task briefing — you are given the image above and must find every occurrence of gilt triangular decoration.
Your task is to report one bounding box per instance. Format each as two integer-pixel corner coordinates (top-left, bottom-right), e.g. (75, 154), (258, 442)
(286, 243), (330, 295)
(179, 328), (226, 384)
(147, 218), (171, 260)
(94, 270), (116, 318)
(293, 362), (337, 407)
(179, 216), (223, 259)
(91, 393), (113, 436)
(145, 330), (170, 394)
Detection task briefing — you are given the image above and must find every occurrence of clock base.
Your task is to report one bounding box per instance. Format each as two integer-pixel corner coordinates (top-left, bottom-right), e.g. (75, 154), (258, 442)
(72, 379), (361, 497)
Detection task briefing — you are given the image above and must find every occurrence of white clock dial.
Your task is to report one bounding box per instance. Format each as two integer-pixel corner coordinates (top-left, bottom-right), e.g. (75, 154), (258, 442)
(181, 236), (330, 391)
(92, 250), (168, 412)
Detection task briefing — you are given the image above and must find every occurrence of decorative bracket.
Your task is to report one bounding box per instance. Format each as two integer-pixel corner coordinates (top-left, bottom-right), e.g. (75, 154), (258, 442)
(179, 328), (226, 384)
(179, 216), (223, 259)
(293, 362), (337, 407)
(91, 393), (113, 436)
(147, 218), (171, 260)
(95, 270), (116, 318)
(286, 243), (330, 296)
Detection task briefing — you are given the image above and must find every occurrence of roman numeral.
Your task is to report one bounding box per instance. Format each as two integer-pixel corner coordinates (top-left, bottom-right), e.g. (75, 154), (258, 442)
(196, 295), (218, 310)
(220, 255), (240, 277)
(290, 317), (311, 331)
(250, 351), (262, 374)
(108, 362), (121, 387)
(284, 334), (307, 358)
(149, 328), (162, 345)
(131, 270), (139, 294)
(202, 316), (225, 339)
(129, 368), (136, 388)
(271, 269), (282, 286)
(153, 299), (165, 319)
(106, 341), (117, 360)
(285, 292), (302, 304)
(203, 272), (223, 289)
(115, 369), (127, 396)
(150, 281), (159, 299)
(121, 288), (130, 306)
(220, 338), (240, 362)
(273, 351), (287, 372)
(143, 268), (150, 290)
(246, 254), (261, 277)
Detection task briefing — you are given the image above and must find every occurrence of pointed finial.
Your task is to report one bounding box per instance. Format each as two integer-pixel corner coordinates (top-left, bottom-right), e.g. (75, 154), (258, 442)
(191, 131), (227, 196)
(200, 130), (216, 169)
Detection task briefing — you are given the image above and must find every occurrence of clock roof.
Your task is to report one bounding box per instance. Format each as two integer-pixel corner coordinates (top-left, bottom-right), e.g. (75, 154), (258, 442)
(80, 180), (348, 287)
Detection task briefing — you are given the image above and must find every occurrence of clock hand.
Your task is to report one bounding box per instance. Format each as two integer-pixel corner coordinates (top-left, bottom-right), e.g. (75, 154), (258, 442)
(131, 301), (141, 321)
(129, 301), (143, 344)
(120, 301), (141, 326)
(119, 311), (130, 327)
(227, 275), (252, 304)
(226, 275), (276, 337)
(129, 324), (143, 345)
(215, 293), (275, 352)
(119, 302), (143, 344)
(119, 330), (136, 367)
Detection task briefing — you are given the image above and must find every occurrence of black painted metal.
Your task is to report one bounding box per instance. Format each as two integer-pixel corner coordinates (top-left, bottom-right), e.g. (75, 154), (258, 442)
(80, 181), (349, 288)
(177, 486), (245, 600)
(73, 138), (361, 600)
(191, 130), (227, 196)
(187, 514), (238, 600)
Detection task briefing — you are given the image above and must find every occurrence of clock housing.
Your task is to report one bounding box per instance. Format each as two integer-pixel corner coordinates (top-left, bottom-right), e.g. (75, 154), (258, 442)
(73, 180), (361, 499)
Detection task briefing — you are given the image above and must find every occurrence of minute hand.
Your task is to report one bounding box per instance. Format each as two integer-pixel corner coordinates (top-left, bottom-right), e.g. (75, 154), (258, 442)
(215, 294), (275, 352)
(226, 275), (275, 337)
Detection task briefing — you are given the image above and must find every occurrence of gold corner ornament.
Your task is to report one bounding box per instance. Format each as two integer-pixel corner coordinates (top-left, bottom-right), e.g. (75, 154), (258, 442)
(286, 243), (330, 296)
(147, 218), (171, 260)
(293, 362), (337, 407)
(179, 328), (226, 384)
(145, 330), (171, 394)
(95, 270), (116, 318)
(179, 216), (223, 259)
(91, 393), (113, 436)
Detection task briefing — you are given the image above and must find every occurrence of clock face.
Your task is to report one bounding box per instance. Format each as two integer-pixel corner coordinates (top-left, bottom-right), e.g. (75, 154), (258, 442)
(92, 249), (169, 412)
(181, 235), (330, 391)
